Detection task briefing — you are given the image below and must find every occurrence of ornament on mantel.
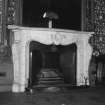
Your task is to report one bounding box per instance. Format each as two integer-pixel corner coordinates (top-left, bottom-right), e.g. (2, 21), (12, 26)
(43, 11), (59, 28)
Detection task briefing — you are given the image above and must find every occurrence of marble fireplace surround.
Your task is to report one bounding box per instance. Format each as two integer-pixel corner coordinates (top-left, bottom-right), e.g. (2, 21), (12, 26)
(8, 25), (93, 92)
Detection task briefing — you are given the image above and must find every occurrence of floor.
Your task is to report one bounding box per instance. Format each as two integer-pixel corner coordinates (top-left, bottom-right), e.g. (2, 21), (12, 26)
(0, 86), (105, 105)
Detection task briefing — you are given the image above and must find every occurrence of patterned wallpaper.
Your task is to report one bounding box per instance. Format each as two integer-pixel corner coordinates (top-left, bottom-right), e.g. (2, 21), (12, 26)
(0, 0), (2, 43)
(7, 0), (17, 25)
(92, 0), (105, 55)
(86, 0), (105, 55)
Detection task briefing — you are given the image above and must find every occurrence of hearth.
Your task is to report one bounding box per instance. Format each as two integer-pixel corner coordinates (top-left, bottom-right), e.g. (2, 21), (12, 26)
(28, 42), (76, 89)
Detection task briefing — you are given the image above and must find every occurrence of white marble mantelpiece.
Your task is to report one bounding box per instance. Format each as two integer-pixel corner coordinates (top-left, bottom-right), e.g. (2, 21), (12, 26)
(8, 25), (93, 92)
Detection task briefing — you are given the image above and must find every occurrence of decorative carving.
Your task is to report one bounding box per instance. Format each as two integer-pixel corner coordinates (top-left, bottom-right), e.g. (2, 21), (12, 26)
(51, 32), (66, 45)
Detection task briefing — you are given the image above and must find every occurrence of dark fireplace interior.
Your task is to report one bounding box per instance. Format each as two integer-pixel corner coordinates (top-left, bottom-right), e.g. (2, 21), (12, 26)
(28, 41), (77, 89)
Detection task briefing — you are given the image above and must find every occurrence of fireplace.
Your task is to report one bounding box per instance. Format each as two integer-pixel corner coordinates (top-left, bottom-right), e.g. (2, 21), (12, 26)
(29, 41), (77, 88)
(8, 25), (93, 92)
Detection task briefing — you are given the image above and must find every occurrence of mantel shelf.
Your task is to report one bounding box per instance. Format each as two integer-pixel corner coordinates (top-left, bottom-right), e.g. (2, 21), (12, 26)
(8, 25), (94, 35)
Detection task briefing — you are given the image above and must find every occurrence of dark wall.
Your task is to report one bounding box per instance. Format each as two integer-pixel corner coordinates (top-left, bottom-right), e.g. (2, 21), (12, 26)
(22, 0), (81, 30)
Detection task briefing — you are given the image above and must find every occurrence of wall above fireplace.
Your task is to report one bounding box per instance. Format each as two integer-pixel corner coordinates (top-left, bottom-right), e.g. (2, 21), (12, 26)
(22, 0), (81, 30)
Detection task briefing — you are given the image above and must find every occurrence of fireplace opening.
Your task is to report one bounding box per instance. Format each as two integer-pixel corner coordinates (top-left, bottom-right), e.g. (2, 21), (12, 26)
(28, 41), (77, 89)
